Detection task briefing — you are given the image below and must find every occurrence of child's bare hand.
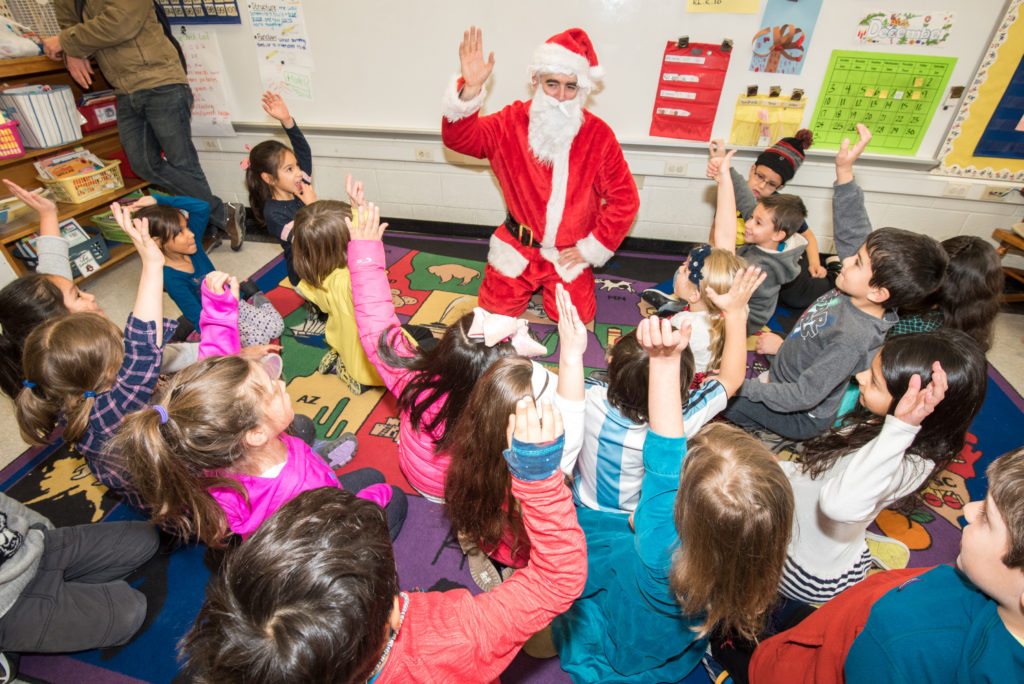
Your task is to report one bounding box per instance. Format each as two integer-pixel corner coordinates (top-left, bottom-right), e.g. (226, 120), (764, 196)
(809, 263), (828, 279)
(637, 315), (691, 360)
(261, 91), (294, 127)
(505, 397), (563, 449)
(894, 361), (947, 427)
(706, 265), (766, 317)
(239, 344), (282, 360)
(3, 179), (56, 215)
(709, 139), (727, 159)
(295, 180), (316, 205)
(755, 332), (784, 356)
(706, 149), (736, 180)
(345, 174), (366, 209)
(836, 124), (872, 170)
(114, 205), (163, 268)
(556, 283), (587, 359)
(345, 202), (388, 242)
(459, 26), (495, 91)
(204, 271), (239, 299)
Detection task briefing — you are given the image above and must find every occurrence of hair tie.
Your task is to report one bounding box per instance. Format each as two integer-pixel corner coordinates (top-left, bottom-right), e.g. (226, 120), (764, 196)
(687, 244), (712, 286)
(22, 380), (35, 388)
(467, 307), (547, 357)
(83, 391), (96, 398)
(153, 405), (169, 424)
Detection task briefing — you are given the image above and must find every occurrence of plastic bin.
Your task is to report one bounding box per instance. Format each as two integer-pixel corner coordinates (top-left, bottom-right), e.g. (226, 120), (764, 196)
(0, 120), (24, 160)
(38, 159), (123, 204)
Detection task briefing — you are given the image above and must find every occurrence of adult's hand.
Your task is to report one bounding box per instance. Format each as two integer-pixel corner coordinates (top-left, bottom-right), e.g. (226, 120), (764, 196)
(66, 56), (94, 89)
(42, 36), (63, 61)
(458, 26), (494, 101)
(558, 246), (586, 269)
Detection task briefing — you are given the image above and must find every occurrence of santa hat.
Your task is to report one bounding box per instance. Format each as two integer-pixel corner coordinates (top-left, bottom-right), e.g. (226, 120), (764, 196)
(755, 129), (814, 184)
(528, 28), (604, 90)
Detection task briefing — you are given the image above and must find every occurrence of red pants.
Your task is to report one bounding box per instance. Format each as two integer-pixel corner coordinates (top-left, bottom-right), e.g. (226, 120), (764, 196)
(478, 249), (596, 323)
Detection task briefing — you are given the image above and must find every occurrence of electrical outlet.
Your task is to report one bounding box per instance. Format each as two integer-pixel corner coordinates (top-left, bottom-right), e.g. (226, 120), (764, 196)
(200, 138), (221, 151)
(664, 161), (687, 177)
(941, 182), (970, 199)
(414, 147), (434, 161)
(982, 185), (1011, 202)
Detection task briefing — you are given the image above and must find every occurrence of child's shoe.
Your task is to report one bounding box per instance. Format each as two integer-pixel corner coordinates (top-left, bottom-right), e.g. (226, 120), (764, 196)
(318, 349), (339, 375)
(0, 652), (20, 684)
(314, 432), (359, 469)
(458, 533), (502, 593)
(335, 357), (372, 395)
(641, 288), (676, 310)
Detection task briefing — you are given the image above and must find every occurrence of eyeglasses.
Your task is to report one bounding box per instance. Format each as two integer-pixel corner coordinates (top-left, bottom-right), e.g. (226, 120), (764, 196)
(752, 168), (782, 191)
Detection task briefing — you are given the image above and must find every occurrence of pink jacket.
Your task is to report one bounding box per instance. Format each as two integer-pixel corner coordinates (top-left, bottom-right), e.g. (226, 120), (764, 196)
(198, 281), (241, 359)
(348, 240), (450, 499)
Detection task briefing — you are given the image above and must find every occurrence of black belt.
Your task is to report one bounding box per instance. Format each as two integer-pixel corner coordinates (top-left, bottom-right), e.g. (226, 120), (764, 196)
(504, 212), (536, 248)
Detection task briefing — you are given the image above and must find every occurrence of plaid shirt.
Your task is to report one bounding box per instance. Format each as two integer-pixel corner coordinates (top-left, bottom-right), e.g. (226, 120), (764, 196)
(75, 315), (176, 498)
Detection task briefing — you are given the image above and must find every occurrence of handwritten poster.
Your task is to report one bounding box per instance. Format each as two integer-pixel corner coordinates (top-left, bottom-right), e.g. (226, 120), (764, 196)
(687, 0), (759, 13)
(247, 0), (314, 100)
(750, 0), (824, 75)
(158, 0), (240, 24)
(177, 27), (237, 137)
(857, 11), (955, 46)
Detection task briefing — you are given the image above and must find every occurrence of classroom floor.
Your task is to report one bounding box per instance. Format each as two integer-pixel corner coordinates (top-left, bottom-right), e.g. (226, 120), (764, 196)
(1, 234), (1023, 473)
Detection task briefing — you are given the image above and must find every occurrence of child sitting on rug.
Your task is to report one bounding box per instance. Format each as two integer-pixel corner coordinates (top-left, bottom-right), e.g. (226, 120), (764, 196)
(345, 198), (558, 507)
(14, 204), (170, 506)
(444, 284), (586, 583)
(779, 329), (988, 604)
(722, 125), (949, 441)
(180, 397), (586, 684)
(113, 271), (407, 546)
(244, 91), (314, 285)
(750, 445), (1024, 684)
(708, 142), (808, 335)
(568, 265), (764, 515)
(131, 195), (284, 348)
(0, 181), (199, 399)
(550, 316), (794, 683)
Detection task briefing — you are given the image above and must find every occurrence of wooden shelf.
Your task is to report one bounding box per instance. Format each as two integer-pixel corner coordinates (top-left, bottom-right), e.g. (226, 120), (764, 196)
(0, 127), (121, 172)
(0, 55), (65, 79)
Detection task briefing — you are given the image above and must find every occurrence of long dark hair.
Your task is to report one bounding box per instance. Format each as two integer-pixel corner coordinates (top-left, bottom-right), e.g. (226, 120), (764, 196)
(136, 204), (187, 246)
(377, 312), (515, 450)
(0, 274), (67, 398)
(800, 329), (987, 502)
(606, 330), (695, 424)
(901, 236), (1003, 351)
(245, 140), (293, 226)
(444, 356), (534, 555)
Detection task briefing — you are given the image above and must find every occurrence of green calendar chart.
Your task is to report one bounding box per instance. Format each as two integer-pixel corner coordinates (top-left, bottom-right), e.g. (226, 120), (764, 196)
(810, 51), (957, 155)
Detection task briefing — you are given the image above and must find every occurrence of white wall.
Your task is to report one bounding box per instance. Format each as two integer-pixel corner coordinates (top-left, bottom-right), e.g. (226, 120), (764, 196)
(198, 130), (1024, 266)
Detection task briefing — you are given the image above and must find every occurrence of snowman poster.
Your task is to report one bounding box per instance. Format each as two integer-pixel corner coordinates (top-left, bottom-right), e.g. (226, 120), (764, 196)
(750, 0), (824, 75)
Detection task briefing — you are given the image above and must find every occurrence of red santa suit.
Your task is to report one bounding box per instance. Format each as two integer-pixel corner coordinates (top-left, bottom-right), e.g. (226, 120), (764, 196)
(441, 80), (639, 323)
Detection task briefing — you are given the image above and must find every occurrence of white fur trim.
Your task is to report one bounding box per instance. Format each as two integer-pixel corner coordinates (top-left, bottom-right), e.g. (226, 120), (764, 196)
(529, 43), (599, 90)
(487, 233), (529, 278)
(542, 151), (570, 248)
(575, 233), (615, 267)
(442, 74), (486, 122)
(540, 246), (588, 283)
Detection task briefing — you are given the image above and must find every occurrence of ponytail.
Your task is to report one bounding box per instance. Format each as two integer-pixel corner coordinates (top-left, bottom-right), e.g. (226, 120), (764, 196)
(112, 355), (268, 547)
(15, 313), (122, 445)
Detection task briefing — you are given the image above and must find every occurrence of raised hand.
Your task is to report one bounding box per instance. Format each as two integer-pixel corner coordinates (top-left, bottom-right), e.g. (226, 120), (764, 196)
(506, 397), (563, 448)
(706, 265), (766, 317)
(204, 271), (240, 300)
(893, 361), (947, 427)
(345, 174), (366, 209)
(458, 26), (495, 98)
(637, 315), (691, 361)
(706, 148), (737, 181)
(836, 123), (872, 184)
(261, 91), (294, 127)
(345, 202), (388, 242)
(709, 138), (728, 159)
(112, 203), (163, 268)
(3, 179), (56, 216)
(556, 283), (587, 357)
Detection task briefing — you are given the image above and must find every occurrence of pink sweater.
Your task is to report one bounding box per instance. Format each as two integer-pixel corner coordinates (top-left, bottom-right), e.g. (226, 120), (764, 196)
(198, 284), (390, 539)
(377, 472), (586, 683)
(348, 240), (450, 499)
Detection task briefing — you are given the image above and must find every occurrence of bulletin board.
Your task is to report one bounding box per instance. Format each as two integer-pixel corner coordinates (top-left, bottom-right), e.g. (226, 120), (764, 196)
(809, 50), (957, 155)
(937, 0), (1024, 180)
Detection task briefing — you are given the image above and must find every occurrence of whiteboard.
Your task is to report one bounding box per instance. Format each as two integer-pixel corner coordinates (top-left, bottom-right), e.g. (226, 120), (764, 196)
(204, 0), (1008, 158)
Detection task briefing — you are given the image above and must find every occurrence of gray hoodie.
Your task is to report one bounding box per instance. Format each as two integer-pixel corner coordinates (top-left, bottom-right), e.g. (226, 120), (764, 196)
(0, 493), (53, 618)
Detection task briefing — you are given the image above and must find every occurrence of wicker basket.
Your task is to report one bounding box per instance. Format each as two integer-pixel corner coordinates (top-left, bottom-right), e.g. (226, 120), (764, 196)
(38, 159), (124, 204)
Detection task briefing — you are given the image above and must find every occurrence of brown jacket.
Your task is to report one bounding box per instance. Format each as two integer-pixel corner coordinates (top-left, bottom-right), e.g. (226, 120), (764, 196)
(54, 0), (185, 94)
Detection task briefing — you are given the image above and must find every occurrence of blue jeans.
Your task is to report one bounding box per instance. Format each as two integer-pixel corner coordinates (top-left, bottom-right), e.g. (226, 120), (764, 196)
(116, 83), (225, 235)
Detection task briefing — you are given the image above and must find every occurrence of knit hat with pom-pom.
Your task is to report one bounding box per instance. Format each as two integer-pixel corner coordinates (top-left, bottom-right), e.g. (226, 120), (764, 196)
(755, 129), (814, 184)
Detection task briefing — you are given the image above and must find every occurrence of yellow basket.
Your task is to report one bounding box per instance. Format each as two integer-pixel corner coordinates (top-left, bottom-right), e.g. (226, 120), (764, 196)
(37, 159), (124, 204)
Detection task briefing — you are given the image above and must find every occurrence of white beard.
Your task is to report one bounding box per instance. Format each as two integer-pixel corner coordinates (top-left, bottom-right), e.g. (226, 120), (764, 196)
(527, 87), (584, 164)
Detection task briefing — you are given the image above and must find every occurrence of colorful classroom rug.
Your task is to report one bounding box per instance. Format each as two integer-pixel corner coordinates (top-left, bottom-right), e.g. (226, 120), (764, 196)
(2, 242), (1021, 683)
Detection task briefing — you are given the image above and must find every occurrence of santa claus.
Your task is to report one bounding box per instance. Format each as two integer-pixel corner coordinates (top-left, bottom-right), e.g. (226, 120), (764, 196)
(442, 26), (639, 323)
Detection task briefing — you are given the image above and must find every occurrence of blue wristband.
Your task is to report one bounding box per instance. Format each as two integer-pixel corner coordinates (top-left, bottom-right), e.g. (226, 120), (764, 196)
(502, 434), (564, 481)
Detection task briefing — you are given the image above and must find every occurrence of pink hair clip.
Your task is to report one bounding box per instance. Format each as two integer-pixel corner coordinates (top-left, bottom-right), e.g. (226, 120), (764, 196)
(239, 144), (254, 171)
(467, 307), (547, 357)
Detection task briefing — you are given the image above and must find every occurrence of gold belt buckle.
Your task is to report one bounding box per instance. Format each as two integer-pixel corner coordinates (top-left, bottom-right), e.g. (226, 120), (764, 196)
(517, 223), (534, 248)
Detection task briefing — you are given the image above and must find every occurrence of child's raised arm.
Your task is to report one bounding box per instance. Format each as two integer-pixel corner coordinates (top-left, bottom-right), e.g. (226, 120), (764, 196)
(345, 202), (388, 242)
(4, 180), (70, 281)
(638, 316), (691, 438)
(832, 124), (874, 260)
(555, 284), (586, 403)
(345, 174), (367, 211)
(835, 123), (871, 186)
(261, 91), (295, 129)
(706, 266), (766, 397)
(112, 203), (165, 346)
(708, 145), (739, 254)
